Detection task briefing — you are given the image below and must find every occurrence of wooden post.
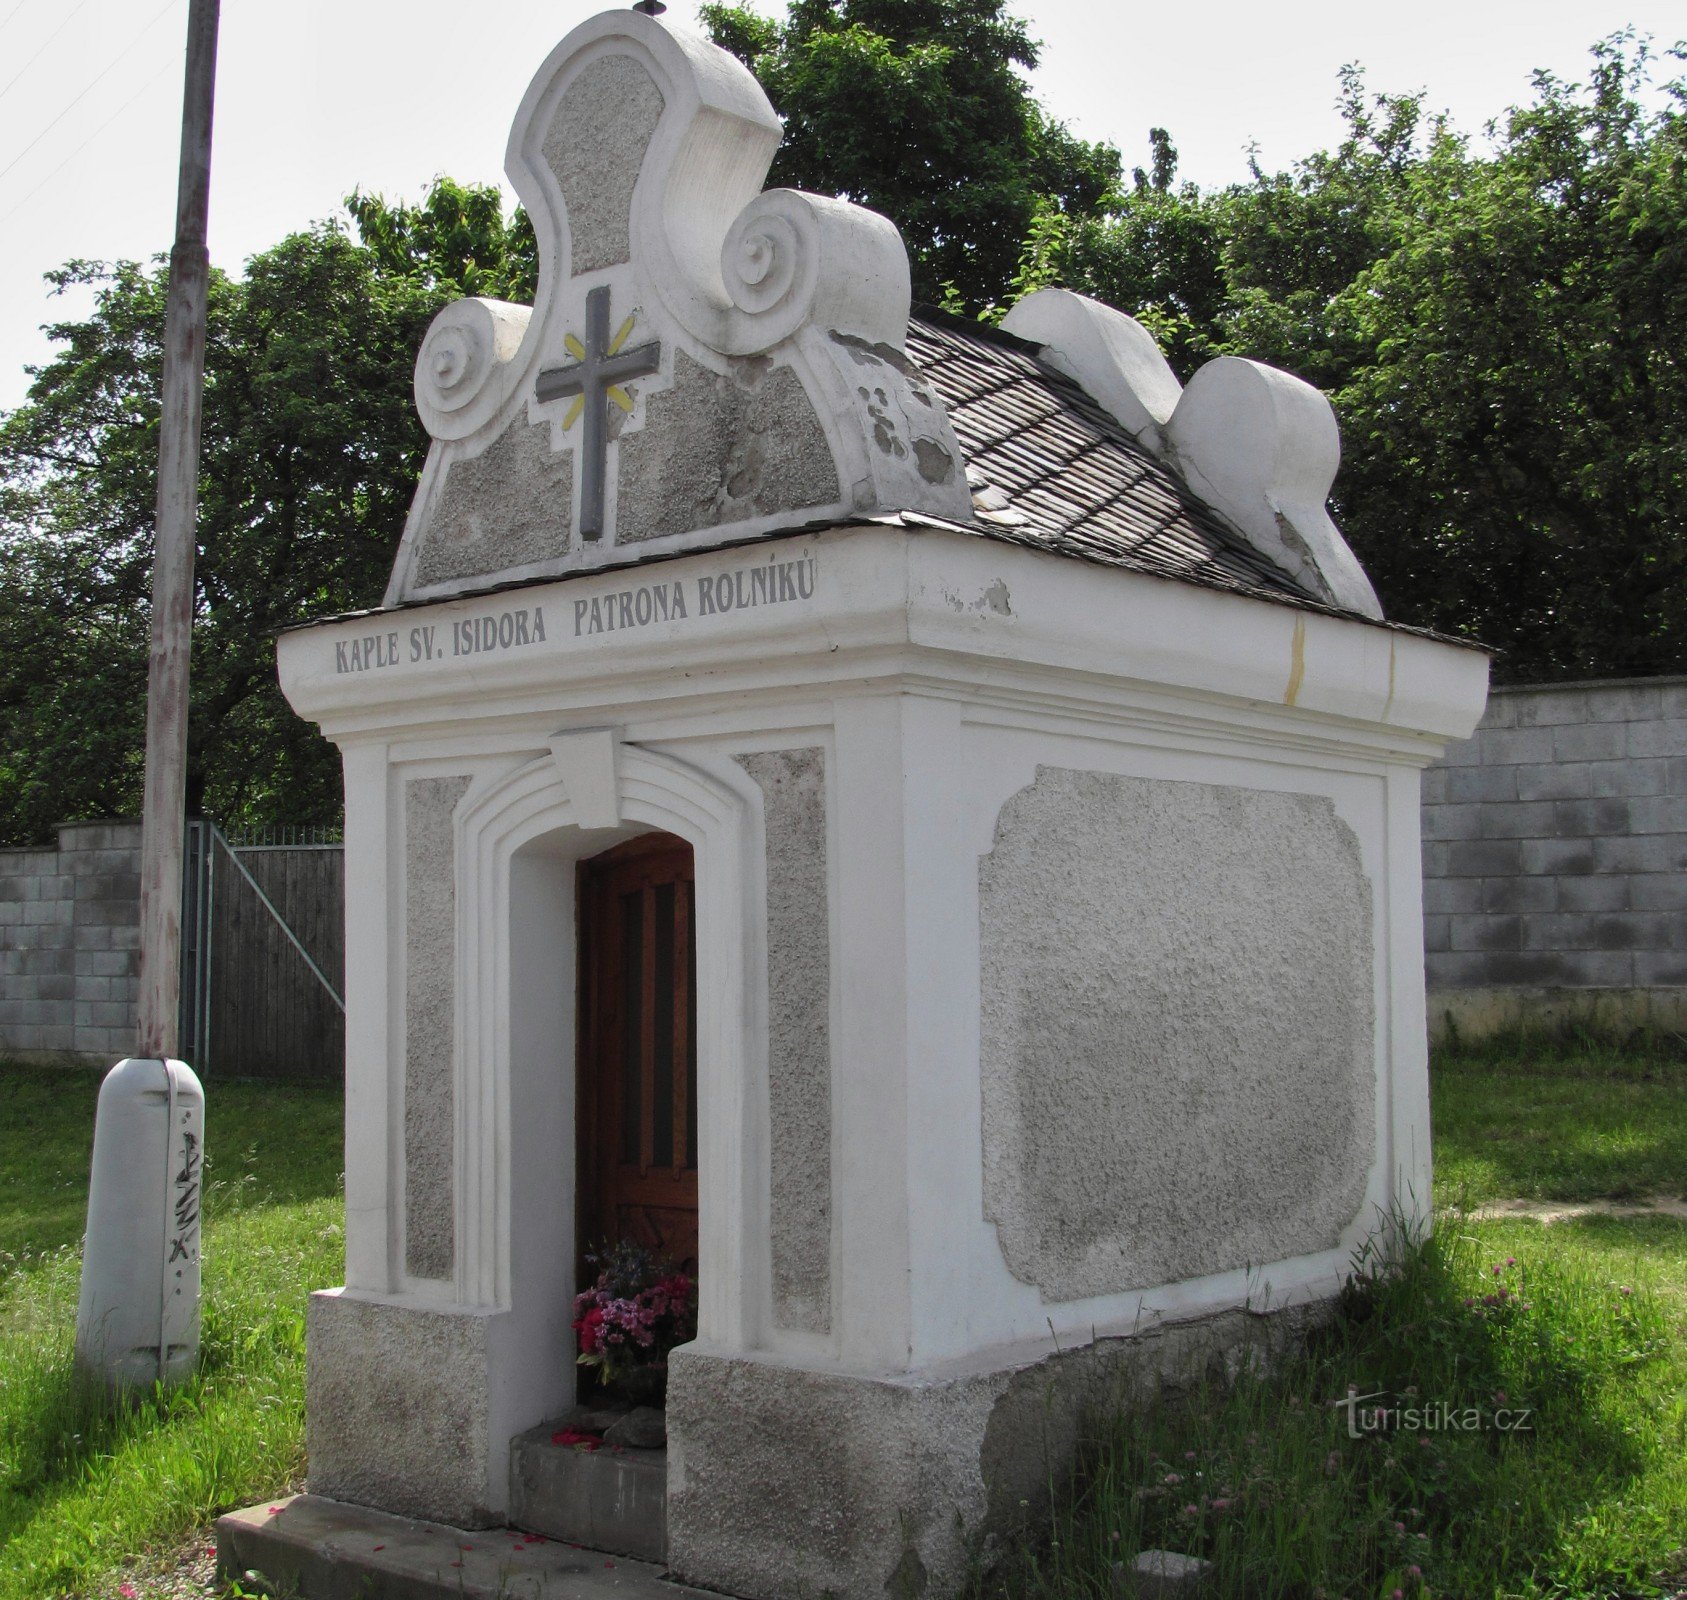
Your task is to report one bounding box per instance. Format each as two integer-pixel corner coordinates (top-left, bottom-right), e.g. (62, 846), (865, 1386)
(137, 0), (221, 1060)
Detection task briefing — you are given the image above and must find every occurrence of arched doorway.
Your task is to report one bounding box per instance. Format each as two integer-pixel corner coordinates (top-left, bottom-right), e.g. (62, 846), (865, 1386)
(575, 832), (699, 1279)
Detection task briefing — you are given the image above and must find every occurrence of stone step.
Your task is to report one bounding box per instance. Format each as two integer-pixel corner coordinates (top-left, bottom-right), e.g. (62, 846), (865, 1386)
(510, 1421), (668, 1564)
(216, 1493), (701, 1600)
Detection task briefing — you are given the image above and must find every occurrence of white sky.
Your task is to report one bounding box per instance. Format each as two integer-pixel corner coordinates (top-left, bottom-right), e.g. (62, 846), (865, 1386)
(0, 0), (1681, 415)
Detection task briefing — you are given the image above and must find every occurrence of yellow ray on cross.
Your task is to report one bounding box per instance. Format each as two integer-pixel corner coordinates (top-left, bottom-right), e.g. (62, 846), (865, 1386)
(562, 394), (585, 429)
(607, 314), (637, 356)
(564, 332), (587, 361)
(608, 384), (635, 414)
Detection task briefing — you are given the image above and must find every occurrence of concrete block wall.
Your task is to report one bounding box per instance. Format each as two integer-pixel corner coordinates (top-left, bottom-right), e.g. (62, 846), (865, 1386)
(0, 820), (140, 1062)
(1422, 676), (1686, 1036)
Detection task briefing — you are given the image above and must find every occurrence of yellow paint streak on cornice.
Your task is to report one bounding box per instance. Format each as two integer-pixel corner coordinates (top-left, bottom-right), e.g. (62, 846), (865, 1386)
(1285, 616), (1307, 706)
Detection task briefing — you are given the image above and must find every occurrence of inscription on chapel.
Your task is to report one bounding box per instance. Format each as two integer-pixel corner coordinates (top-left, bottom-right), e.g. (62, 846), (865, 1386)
(333, 548), (817, 674)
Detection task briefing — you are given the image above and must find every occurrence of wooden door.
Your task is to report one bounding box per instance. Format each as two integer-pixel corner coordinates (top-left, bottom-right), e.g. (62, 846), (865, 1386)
(577, 834), (699, 1277)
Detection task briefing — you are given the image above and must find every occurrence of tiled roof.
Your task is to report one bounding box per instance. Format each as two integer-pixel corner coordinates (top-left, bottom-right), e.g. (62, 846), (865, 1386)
(906, 308), (1322, 608)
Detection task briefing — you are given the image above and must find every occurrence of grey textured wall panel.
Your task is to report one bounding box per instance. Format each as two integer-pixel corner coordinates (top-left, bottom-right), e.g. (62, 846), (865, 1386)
(736, 748), (833, 1335)
(404, 776), (471, 1283)
(978, 766), (1374, 1300)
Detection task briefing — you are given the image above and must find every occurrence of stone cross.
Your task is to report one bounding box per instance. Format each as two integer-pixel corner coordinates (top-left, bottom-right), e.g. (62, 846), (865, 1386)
(535, 285), (661, 542)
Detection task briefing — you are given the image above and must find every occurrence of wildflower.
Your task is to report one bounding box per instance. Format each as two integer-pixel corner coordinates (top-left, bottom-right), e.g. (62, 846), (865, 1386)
(1505, 1256), (1516, 1267)
(119, 1588), (138, 1600)
(1393, 1590), (1404, 1599)
(1164, 1473), (1182, 1486)
(1211, 1497), (1231, 1511)
(1182, 1504), (1198, 1517)
(1394, 1521), (1406, 1535)
(1493, 1264), (1503, 1276)
(1408, 1566), (1422, 1579)
(1184, 1450), (1197, 1461)
(1620, 1285), (1633, 1296)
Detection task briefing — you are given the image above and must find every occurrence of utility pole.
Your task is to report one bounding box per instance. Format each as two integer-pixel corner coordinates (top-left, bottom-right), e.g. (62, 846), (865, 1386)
(136, 0), (220, 1060)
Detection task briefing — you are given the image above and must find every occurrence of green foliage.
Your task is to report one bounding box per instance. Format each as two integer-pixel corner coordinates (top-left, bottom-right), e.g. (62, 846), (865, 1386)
(700, 0), (1119, 311)
(0, 180), (530, 847)
(1018, 39), (1687, 680)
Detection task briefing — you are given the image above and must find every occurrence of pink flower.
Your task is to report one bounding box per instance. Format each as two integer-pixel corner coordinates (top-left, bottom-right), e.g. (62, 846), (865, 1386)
(119, 1587), (138, 1600)
(1182, 1504), (1198, 1517)
(1409, 1566), (1422, 1579)
(1183, 1450), (1197, 1461)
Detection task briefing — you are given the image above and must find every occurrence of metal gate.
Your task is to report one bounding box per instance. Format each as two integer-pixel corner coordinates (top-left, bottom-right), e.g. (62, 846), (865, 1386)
(177, 820), (345, 1079)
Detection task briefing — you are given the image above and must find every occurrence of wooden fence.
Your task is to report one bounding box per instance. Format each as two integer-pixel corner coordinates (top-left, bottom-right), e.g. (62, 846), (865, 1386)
(200, 834), (344, 1081)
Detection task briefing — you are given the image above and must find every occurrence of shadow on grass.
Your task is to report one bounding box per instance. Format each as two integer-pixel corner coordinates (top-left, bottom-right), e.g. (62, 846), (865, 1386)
(984, 1222), (1682, 1600)
(1432, 1038), (1687, 1204)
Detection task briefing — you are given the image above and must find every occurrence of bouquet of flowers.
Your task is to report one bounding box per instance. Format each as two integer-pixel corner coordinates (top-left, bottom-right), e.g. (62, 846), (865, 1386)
(572, 1239), (698, 1397)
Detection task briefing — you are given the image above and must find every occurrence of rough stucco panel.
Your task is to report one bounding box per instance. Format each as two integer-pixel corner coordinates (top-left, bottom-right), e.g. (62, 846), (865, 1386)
(543, 55), (665, 276)
(980, 767), (1374, 1300)
(405, 775), (470, 1282)
(414, 418), (572, 590)
(736, 750), (832, 1334)
(616, 353), (840, 542)
(305, 1290), (494, 1527)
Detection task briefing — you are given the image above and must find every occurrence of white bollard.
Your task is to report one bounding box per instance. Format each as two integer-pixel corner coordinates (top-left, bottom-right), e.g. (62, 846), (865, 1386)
(75, 1057), (205, 1390)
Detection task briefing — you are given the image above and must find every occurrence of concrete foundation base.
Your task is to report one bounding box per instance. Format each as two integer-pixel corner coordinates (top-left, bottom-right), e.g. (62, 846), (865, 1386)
(1427, 985), (1687, 1045)
(510, 1423), (667, 1562)
(215, 1493), (704, 1600)
(666, 1300), (1331, 1600)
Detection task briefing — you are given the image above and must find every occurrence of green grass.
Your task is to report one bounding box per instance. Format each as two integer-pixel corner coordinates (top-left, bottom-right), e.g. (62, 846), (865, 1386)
(1431, 1033), (1687, 1205)
(1001, 1215), (1687, 1600)
(0, 1061), (343, 1600)
(3, 1035), (1686, 1600)
(991, 1037), (1687, 1600)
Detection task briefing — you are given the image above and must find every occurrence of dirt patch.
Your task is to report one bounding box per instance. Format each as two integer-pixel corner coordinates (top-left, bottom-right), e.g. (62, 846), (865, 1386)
(1457, 1196), (1687, 1226)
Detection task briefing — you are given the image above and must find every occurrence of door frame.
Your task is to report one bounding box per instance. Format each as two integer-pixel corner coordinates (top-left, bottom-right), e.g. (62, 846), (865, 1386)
(450, 739), (770, 1359)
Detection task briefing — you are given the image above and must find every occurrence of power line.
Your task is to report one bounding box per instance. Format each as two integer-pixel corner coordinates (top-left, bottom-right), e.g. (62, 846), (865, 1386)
(0, 57), (174, 228)
(0, 0), (32, 38)
(0, 0), (96, 104)
(0, 0), (182, 185)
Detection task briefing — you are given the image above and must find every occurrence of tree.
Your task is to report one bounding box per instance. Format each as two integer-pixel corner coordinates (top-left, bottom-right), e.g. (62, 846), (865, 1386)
(701, 0), (1119, 310)
(0, 181), (531, 846)
(1016, 39), (1687, 679)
